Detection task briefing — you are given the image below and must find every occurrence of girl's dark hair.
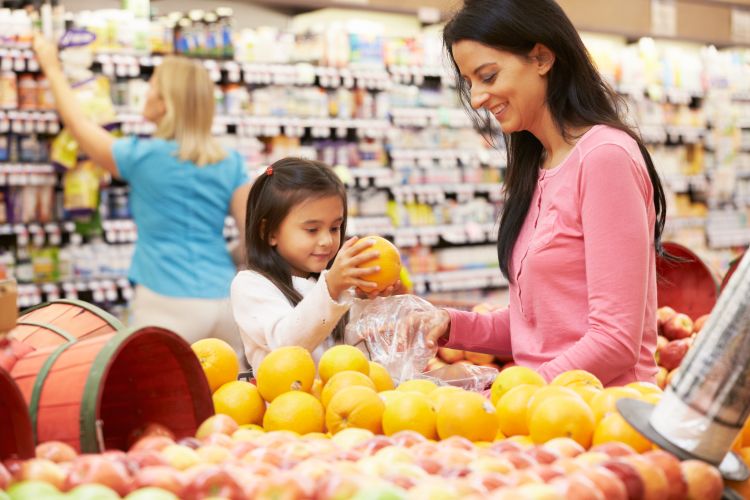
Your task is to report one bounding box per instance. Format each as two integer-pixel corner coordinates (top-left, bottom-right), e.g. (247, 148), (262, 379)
(443, 0), (668, 281)
(245, 157), (348, 341)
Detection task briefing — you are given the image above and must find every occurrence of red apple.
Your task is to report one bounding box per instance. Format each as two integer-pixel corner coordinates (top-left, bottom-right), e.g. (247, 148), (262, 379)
(64, 454), (133, 496)
(623, 454), (669, 500)
(415, 455), (444, 475)
(681, 459), (723, 500)
(133, 466), (186, 496)
(390, 430), (428, 448)
(490, 440), (525, 455)
(465, 471), (510, 492)
(425, 357), (447, 371)
(657, 335), (669, 352)
(525, 446), (561, 465)
(659, 339), (691, 371)
(541, 437), (585, 458)
(126, 449), (168, 470)
(464, 351), (495, 365)
(655, 367), (669, 390)
(127, 422), (176, 448)
(195, 414), (239, 440)
(553, 474), (606, 500)
(643, 450), (688, 500)
(438, 347), (464, 363)
(0, 462), (9, 489)
(662, 314), (694, 341)
(181, 465), (247, 500)
(532, 464), (566, 482)
(601, 459), (646, 500)
(589, 442), (636, 458)
(35, 441), (77, 463)
(579, 467), (628, 500)
(437, 435), (475, 452)
(508, 468), (544, 486)
(130, 435), (175, 453)
(498, 451), (538, 470)
(18, 458), (66, 490)
(693, 314), (710, 334)
(3, 458), (23, 479)
(657, 306), (677, 330)
(176, 436), (203, 450)
(352, 436), (395, 456)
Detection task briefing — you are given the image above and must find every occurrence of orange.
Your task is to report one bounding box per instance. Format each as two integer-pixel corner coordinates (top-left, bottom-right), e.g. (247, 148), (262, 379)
(212, 380), (265, 426)
(489, 366), (546, 406)
(495, 384), (540, 437)
(321, 370), (376, 407)
(528, 395), (595, 448)
(326, 386), (385, 434)
(378, 390), (404, 406)
(191, 338), (240, 393)
(256, 346), (316, 402)
(382, 391), (437, 439)
(263, 391), (325, 434)
(430, 385), (463, 412)
(550, 370), (604, 390)
(356, 235), (402, 292)
(592, 412), (652, 453)
(318, 345), (370, 384)
(526, 386), (583, 427)
(396, 379), (438, 396)
(589, 387), (642, 423)
(625, 381), (662, 397)
(570, 384), (601, 405)
(311, 379), (323, 401)
(436, 390), (499, 442)
(368, 361), (395, 392)
(742, 418), (750, 447)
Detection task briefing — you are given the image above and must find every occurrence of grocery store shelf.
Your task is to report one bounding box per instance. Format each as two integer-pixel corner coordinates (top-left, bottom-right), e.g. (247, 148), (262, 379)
(411, 267), (507, 294)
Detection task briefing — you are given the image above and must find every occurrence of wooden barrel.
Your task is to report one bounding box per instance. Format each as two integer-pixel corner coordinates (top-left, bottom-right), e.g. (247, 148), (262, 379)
(10, 326), (213, 453)
(9, 299), (124, 352)
(0, 337), (34, 373)
(657, 242), (719, 319)
(0, 367), (34, 459)
(720, 252), (746, 293)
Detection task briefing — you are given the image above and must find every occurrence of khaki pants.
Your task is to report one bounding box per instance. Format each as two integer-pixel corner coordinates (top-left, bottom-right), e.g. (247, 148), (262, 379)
(129, 285), (248, 369)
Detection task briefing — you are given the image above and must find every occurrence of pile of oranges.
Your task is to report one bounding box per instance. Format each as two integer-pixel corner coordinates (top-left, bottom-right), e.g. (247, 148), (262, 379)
(189, 339), (671, 452)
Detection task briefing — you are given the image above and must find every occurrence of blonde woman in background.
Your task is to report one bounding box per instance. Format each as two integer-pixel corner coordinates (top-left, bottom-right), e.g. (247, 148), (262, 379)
(33, 34), (251, 365)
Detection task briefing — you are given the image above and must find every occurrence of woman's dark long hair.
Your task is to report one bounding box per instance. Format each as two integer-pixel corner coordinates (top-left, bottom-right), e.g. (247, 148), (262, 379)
(244, 157), (348, 341)
(443, 0), (668, 281)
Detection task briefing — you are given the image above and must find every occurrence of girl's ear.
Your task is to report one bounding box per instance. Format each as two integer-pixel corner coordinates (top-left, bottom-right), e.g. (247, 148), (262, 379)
(260, 218), (276, 246)
(530, 43), (555, 76)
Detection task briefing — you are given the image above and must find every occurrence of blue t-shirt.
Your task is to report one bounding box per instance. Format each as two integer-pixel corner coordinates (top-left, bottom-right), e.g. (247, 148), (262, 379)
(112, 137), (248, 298)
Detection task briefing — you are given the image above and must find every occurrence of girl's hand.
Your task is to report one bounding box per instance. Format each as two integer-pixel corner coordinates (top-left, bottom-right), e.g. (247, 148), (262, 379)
(32, 33), (62, 74)
(326, 236), (381, 299)
(355, 280), (402, 300)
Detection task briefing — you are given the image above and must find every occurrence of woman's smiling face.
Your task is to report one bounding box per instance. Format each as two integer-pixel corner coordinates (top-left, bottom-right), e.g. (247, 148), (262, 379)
(451, 40), (552, 135)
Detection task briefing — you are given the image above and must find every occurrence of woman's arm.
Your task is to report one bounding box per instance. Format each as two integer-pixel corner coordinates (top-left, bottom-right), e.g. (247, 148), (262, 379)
(33, 34), (118, 177)
(537, 144), (651, 384)
(443, 307), (512, 356)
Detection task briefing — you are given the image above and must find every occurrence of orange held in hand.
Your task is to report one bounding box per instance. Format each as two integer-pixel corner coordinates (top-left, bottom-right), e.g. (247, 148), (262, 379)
(357, 235), (402, 292)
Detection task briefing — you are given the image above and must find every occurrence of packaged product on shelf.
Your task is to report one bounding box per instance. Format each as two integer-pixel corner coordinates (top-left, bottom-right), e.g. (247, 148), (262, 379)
(63, 160), (106, 220)
(0, 71), (17, 110)
(17, 74), (37, 110)
(35, 76), (55, 110)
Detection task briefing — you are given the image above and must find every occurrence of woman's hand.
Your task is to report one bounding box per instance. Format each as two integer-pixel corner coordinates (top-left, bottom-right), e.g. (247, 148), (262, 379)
(32, 33), (62, 74)
(326, 236), (380, 299)
(405, 309), (451, 349)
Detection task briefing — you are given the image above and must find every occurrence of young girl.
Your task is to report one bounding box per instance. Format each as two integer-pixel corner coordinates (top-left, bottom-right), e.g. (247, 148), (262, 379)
(231, 158), (384, 373)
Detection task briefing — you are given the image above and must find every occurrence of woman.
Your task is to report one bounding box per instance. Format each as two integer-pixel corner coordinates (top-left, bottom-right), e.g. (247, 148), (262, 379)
(33, 35), (251, 363)
(417, 0), (667, 386)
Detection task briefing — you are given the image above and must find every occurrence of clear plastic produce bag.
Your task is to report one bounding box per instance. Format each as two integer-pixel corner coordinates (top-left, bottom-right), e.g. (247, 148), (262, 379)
(347, 295), (498, 391)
